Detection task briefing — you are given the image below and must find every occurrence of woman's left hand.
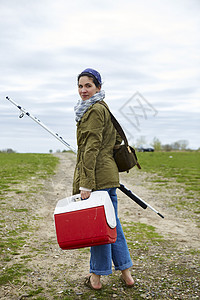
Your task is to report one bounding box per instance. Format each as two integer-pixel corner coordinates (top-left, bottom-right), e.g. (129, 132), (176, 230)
(81, 190), (91, 200)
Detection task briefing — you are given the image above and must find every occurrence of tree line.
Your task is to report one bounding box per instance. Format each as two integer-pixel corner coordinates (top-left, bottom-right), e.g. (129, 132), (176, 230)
(135, 137), (192, 151)
(0, 138), (198, 154)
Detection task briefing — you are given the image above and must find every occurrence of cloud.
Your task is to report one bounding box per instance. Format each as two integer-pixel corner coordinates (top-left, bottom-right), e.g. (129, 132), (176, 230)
(0, 0), (199, 152)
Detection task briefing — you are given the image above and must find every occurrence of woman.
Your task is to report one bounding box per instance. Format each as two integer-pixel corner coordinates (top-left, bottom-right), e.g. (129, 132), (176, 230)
(73, 68), (134, 290)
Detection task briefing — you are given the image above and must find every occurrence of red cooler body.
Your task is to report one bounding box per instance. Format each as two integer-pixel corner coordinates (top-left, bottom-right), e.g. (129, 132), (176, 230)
(54, 191), (117, 250)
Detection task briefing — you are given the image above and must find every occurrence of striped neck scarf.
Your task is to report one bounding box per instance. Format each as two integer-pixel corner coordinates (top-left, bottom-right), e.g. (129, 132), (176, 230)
(74, 90), (105, 122)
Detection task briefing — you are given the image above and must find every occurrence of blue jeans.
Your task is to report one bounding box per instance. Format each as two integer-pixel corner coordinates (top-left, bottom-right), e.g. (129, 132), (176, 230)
(90, 188), (133, 275)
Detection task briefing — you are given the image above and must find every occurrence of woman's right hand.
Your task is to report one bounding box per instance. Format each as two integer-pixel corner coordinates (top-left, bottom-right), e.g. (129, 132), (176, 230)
(81, 190), (91, 200)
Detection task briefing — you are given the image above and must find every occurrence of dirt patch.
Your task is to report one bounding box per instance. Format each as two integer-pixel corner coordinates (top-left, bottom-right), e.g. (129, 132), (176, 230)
(118, 170), (200, 251)
(1, 153), (199, 299)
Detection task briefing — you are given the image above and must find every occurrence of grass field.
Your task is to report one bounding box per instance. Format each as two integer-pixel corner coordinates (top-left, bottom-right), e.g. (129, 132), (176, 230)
(1, 151), (199, 194)
(0, 153), (59, 197)
(136, 151), (200, 193)
(0, 153), (59, 288)
(0, 152), (199, 299)
(125, 151), (200, 219)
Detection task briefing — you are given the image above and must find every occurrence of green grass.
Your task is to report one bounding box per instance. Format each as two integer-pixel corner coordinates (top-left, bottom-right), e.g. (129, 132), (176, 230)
(132, 151), (200, 217)
(0, 152), (199, 299)
(0, 263), (31, 285)
(0, 153), (59, 289)
(0, 153), (59, 195)
(136, 151), (200, 193)
(26, 287), (44, 297)
(123, 222), (164, 253)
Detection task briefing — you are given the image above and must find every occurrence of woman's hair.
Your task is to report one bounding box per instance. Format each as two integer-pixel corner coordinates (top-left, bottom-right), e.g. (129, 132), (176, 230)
(77, 68), (102, 88)
(77, 72), (101, 88)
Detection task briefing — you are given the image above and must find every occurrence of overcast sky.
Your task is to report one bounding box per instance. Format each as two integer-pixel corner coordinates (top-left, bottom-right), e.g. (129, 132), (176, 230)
(0, 0), (199, 153)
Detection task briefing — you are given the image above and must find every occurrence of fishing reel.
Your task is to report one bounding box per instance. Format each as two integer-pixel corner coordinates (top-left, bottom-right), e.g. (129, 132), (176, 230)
(19, 112), (24, 118)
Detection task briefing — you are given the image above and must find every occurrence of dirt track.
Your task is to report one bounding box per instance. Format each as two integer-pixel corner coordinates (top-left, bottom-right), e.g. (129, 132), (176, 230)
(51, 153), (200, 251)
(1, 152), (199, 299)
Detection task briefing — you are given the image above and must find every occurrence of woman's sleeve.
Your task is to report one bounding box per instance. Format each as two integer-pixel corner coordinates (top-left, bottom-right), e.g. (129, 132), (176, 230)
(79, 108), (104, 190)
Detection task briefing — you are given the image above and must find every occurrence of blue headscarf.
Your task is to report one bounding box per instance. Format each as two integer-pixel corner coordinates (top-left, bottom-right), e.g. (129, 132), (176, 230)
(79, 68), (102, 85)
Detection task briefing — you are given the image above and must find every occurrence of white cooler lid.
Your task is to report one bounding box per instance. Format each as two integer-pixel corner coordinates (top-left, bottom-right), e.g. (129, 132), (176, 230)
(54, 191), (116, 228)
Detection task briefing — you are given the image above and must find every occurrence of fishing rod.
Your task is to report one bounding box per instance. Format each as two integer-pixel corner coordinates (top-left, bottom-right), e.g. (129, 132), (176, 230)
(5, 96), (76, 154)
(119, 184), (164, 218)
(5, 96), (164, 218)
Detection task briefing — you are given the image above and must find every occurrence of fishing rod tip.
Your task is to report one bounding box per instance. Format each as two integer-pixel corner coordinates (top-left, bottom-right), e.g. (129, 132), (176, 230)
(158, 212), (164, 219)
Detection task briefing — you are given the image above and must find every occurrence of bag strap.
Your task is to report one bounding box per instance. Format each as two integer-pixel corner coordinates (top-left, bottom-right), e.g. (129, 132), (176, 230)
(99, 101), (141, 169)
(99, 101), (129, 147)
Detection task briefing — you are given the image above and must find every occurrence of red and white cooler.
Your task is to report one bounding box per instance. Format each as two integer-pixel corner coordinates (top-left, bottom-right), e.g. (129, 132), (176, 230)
(54, 191), (117, 250)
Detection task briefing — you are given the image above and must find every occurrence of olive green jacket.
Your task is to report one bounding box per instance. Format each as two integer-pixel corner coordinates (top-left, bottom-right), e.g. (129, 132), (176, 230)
(73, 101), (122, 194)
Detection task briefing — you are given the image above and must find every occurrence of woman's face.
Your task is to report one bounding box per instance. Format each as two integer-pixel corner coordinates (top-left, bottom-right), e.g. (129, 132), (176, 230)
(78, 76), (101, 101)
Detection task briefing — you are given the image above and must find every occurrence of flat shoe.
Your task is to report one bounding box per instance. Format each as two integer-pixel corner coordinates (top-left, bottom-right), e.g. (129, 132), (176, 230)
(120, 275), (135, 288)
(84, 275), (102, 290)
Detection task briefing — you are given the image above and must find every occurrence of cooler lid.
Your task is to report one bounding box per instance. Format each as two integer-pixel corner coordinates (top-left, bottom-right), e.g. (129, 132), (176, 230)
(54, 191), (116, 228)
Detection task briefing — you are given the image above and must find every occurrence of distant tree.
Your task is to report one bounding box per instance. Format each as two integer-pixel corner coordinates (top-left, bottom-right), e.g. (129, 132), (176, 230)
(151, 137), (162, 151)
(171, 141), (180, 150)
(171, 140), (189, 150)
(178, 140), (189, 150)
(49, 149), (53, 153)
(0, 148), (16, 153)
(162, 144), (172, 151)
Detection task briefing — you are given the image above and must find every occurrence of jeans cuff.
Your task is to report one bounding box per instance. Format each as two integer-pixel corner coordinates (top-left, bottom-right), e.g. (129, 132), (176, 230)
(115, 261), (133, 271)
(90, 268), (113, 275)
